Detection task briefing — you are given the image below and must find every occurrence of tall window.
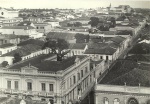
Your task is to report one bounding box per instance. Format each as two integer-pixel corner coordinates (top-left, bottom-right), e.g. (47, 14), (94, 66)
(114, 98), (120, 104)
(81, 70), (83, 78)
(7, 80), (11, 89)
(41, 83), (46, 91)
(103, 97), (109, 104)
(78, 73), (80, 81)
(49, 84), (53, 91)
(73, 76), (76, 84)
(14, 81), (18, 90)
(85, 67), (88, 73)
(106, 56), (109, 60)
(27, 82), (32, 91)
(70, 78), (72, 87)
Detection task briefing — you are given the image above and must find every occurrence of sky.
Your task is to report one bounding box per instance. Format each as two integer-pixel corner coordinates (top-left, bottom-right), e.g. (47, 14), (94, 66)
(0, 0), (150, 9)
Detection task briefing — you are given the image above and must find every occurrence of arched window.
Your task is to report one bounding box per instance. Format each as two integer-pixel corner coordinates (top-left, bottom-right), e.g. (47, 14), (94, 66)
(103, 97), (109, 104)
(128, 97), (138, 104)
(114, 98), (120, 104)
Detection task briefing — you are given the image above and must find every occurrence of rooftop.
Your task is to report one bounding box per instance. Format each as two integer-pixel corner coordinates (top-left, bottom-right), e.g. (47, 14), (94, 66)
(1, 26), (35, 30)
(84, 43), (117, 55)
(99, 59), (150, 87)
(47, 32), (76, 40)
(110, 36), (125, 44)
(9, 55), (86, 72)
(1, 44), (41, 57)
(69, 43), (86, 49)
(17, 39), (45, 47)
(129, 43), (150, 54)
(0, 43), (15, 48)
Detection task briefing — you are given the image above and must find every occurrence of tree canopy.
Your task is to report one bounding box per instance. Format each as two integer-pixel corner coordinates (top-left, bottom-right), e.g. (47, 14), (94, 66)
(13, 53), (22, 64)
(1, 61), (9, 67)
(88, 17), (99, 27)
(42, 38), (69, 61)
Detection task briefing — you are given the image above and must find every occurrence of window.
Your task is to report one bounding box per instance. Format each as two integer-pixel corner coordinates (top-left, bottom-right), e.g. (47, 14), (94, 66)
(106, 56), (109, 60)
(7, 80), (11, 89)
(70, 78), (72, 87)
(36, 27), (39, 29)
(49, 84), (53, 91)
(81, 70), (83, 78)
(41, 83), (46, 91)
(90, 75), (92, 82)
(114, 98), (120, 104)
(14, 81), (18, 90)
(103, 97), (109, 104)
(85, 67), (88, 73)
(78, 73), (80, 80)
(100, 56), (103, 59)
(27, 82), (32, 91)
(73, 76), (76, 84)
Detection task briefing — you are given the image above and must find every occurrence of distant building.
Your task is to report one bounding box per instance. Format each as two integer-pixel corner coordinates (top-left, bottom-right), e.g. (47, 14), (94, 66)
(0, 26), (43, 39)
(44, 20), (60, 28)
(0, 8), (19, 18)
(33, 23), (52, 33)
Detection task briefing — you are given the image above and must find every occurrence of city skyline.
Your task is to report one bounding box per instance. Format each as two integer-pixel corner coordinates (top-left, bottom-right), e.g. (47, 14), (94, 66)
(0, 0), (150, 9)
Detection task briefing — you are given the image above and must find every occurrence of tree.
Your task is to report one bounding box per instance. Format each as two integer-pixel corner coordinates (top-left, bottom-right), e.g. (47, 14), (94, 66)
(1, 61), (9, 67)
(75, 33), (89, 43)
(110, 17), (116, 28)
(42, 38), (69, 61)
(13, 53), (22, 64)
(88, 17), (99, 27)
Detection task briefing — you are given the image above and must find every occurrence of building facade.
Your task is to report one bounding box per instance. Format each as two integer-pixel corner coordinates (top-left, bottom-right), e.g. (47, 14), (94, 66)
(94, 84), (150, 104)
(0, 56), (105, 104)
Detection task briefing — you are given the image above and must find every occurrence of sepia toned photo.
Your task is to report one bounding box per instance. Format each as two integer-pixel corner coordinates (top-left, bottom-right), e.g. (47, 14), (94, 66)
(0, 0), (150, 104)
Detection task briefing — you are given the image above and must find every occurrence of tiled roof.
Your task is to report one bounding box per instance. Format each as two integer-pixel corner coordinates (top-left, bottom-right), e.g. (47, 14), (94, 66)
(69, 43), (86, 49)
(9, 55), (86, 72)
(0, 43), (15, 48)
(47, 32), (76, 40)
(84, 43), (117, 55)
(126, 54), (150, 62)
(1, 44), (41, 57)
(100, 60), (139, 84)
(96, 31), (116, 35)
(110, 36), (125, 44)
(107, 69), (150, 87)
(17, 21), (32, 26)
(1, 26), (35, 30)
(129, 43), (150, 54)
(0, 34), (19, 39)
(17, 39), (44, 47)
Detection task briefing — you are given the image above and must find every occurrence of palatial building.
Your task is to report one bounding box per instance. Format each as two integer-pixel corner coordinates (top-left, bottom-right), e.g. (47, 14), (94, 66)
(94, 60), (150, 104)
(0, 54), (105, 104)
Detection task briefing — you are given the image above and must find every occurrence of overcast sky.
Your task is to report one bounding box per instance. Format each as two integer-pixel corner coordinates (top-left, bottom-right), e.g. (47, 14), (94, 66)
(0, 0), (150, 9)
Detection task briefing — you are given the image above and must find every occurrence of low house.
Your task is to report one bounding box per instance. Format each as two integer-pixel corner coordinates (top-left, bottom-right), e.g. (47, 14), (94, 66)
(0, 26), (43, 39)
(0, 43), (17, 56)
(0, 26), (36, 36)
(33, 23), (52, 33)
(66, 43), (87, 56)
(0, 34), (20, 45)
(0, 44), (49, 65)
(25, 16), (45, 23)
(84, 42), (119, 62)
(44, 20), (60, 28)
